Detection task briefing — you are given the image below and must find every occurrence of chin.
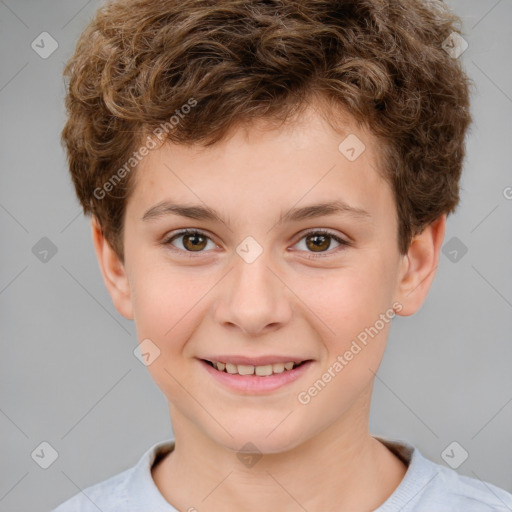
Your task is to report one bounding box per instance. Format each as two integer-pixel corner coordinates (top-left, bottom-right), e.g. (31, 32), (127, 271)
(210, 423), (307, 456)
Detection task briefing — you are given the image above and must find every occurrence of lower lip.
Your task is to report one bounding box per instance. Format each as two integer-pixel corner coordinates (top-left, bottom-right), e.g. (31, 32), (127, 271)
(199, 359), (313, 394)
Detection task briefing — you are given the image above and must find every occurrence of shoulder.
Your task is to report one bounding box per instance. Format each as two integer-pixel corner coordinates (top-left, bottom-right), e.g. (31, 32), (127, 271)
(51, 439), (176, 512)
(420, 459), (512, 511)
(375, 436), (512, 512)
(51, 467), (132, 512)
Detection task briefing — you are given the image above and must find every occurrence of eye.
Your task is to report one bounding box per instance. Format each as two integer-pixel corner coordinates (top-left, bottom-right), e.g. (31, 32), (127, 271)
(163, 229), (217, 256)
(163, 228), (351, 259)
(293, 229), (351, 259)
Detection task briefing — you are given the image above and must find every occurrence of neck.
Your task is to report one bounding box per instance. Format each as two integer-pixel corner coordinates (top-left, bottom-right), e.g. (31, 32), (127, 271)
(152, 390), (407, 512)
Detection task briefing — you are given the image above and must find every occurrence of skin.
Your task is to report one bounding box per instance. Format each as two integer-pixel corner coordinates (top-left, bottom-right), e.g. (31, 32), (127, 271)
(91, 102), (446, 511)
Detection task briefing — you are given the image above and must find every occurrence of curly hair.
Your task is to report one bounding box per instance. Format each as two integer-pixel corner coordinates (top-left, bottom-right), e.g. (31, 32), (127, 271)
(61, 0), (472, 263)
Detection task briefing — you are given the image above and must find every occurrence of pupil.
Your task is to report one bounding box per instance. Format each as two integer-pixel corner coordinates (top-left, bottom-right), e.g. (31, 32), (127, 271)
(308, 234), (329, 252)
(185, 233), (206, 251)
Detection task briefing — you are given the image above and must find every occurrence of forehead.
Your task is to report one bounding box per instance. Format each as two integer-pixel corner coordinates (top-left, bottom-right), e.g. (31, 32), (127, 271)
(126, 105), (393, 229)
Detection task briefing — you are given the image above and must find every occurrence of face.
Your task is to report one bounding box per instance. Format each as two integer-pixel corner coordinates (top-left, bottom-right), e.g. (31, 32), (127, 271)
(100, 105), (421, 454)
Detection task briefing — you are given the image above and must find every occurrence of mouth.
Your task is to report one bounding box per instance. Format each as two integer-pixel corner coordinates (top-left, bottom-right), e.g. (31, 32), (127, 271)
(199, 357), (314, 393)
(201, 358), (311, 377)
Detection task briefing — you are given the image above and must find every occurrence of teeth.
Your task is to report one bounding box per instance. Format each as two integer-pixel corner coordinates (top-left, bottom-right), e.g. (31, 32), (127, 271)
(255, 364), (273, 376)
(237, 364), (255, 375)
(212, 360), (301, 376)
(225, 363), (238, 374)
(272, 363), (285, 373)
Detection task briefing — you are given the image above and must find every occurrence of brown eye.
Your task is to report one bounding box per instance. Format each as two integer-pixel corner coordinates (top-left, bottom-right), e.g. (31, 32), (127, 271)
(294, 230), (350, 258)
(165, 230), (215, 253)
(305, 233), (332, 252)
(182, 232), (207, 251)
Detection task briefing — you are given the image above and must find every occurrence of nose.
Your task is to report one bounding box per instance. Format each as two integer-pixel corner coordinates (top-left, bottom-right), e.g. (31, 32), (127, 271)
(214, 251), (293, 336)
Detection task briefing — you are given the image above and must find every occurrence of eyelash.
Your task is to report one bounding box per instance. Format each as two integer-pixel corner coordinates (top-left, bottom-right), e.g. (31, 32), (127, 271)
(162, 228), (352, 260)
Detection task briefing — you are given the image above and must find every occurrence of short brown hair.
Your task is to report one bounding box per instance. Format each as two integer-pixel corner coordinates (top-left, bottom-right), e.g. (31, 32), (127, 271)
(61, 0), (471, 262)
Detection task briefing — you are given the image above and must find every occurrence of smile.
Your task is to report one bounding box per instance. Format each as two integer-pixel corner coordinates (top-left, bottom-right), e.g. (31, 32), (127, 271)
(203, 359), (308, 376)
(199, 358), (314, 394)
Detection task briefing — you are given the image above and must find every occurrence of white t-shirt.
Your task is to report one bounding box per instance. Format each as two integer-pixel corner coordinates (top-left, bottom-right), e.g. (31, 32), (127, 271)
(52, 436), (512, 511)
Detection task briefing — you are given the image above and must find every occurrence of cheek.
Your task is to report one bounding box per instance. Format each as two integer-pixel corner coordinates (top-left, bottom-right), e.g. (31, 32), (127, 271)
(129, 265), (209, 400)
(306, 266), (390, 340)
(295, 271), (392, 417)
(129, 260), (206, 350)
(298, 263), (394, 405)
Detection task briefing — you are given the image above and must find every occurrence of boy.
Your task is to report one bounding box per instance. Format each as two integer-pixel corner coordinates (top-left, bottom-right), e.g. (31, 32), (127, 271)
(53, 0), (512, 510)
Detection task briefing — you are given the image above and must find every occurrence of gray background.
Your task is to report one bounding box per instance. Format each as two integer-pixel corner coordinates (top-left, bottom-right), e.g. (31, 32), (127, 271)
(1, 0), (511, 510)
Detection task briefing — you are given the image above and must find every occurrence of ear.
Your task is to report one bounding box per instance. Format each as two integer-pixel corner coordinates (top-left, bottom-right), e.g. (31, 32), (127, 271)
(90, 216), (134, 320)
(394, 214), (446, 317)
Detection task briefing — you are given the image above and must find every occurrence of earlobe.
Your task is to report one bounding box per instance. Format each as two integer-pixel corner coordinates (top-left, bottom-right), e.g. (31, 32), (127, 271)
(90, 216), (134, 320)
(394, 214), (446, 317)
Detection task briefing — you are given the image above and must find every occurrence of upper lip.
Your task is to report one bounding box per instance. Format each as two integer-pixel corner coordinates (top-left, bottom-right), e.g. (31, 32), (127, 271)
(200, 355), (312, 366)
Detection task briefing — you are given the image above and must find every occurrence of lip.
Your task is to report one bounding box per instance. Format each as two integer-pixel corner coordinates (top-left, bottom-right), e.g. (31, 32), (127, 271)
(198, 358), (314, 394)
(200, 355), (310, 366)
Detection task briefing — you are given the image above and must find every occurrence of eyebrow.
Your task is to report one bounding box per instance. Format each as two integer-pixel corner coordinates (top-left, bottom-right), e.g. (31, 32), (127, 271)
(141, 199), (371, 226)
